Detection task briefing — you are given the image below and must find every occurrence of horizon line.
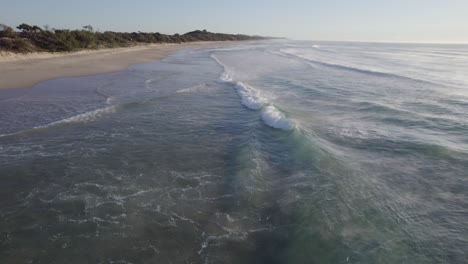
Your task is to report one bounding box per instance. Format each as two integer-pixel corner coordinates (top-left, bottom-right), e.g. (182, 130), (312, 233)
(284, 38), (468, 45)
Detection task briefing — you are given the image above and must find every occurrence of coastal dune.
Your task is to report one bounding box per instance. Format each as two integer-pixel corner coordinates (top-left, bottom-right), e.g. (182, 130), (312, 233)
(0, 42), (239, 90)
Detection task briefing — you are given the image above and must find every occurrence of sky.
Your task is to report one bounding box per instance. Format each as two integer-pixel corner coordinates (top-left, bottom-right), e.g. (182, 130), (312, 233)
(1, 0), (467, 43)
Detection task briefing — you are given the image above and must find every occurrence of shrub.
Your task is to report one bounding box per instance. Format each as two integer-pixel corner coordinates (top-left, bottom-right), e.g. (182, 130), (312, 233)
(0, 24), (16, 38)
(0, 23), (268, 53)
(0, 37), (14, 50)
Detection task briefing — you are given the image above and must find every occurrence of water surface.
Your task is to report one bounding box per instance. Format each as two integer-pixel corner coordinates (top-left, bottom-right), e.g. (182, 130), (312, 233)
(1, 41), (468, 263)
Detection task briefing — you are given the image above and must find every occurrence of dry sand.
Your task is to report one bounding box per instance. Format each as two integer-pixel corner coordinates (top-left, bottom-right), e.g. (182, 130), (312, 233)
(0, 42), (239, 90)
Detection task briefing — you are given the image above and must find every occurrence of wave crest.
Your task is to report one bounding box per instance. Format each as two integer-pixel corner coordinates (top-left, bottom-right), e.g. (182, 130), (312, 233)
(211, 54), (233, 83)
(212, 53), (294, 130)
(261, 106), (294, 130)
(234, 82), (264, 110)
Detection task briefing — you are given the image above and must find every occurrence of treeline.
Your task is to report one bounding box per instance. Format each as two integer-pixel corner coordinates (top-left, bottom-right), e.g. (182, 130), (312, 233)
(0, 23), (267, 53)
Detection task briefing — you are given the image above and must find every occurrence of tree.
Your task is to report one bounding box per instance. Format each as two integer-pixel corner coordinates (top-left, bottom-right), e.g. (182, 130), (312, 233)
(1, 23), (267, 53)
(17, 23), (32, 32)
(31, 25), (43, 33)
(83, 25), (94, 32)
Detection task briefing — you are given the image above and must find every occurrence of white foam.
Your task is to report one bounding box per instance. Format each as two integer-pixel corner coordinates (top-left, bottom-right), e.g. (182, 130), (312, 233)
(219, 69), (233, 83)
(48, 106), (117, 125)
(234, 82), (264, 110)
(176, 84), (208, 94)
(212, 54), (265, 110)
(0, 106), (117, 138)
(105, 97), (115, 105)
(261, 106), (294, 130)
(212, 53), (295, 130)
(211, 54), (234, 83)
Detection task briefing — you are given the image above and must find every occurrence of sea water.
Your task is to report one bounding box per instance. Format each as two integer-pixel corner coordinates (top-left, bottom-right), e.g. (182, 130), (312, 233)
(1, 40), (467, 263)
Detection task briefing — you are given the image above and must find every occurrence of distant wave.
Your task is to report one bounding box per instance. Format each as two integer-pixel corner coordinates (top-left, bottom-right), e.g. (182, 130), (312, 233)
(279, 50), (441, 86)
(144, 79), (155, 89)
(283, 44), (336, 54)
(284, 44), (320, 49)
(206, 47), (253, 53)
(176, 84), (209, 94)
(211, 53), (294, 130)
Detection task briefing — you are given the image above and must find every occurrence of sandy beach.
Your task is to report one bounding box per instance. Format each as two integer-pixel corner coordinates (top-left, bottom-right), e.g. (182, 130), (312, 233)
(0, 41), (240, 90)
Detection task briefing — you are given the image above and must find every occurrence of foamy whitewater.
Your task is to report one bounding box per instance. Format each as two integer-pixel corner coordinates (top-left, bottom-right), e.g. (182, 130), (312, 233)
(1, 41), (468, 263)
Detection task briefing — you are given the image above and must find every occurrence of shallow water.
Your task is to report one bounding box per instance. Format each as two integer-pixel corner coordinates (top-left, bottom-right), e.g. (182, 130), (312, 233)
(1, 41), (468, 263)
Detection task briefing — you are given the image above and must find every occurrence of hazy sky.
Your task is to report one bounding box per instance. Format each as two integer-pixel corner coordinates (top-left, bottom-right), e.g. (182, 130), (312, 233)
(1, 0), (467, 43)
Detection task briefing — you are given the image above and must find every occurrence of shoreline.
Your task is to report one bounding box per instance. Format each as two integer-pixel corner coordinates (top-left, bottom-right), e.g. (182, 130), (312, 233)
(0, 41), (246, 90)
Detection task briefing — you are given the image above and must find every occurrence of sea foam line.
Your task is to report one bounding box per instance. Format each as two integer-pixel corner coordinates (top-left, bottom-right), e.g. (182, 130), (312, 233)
(176, 84), (208, 94)
(46, 106), (117, 125)
(0, 106), (117, 138)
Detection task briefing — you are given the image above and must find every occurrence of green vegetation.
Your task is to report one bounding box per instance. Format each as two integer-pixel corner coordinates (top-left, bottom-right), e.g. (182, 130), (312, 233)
(0, 24), (267, 53)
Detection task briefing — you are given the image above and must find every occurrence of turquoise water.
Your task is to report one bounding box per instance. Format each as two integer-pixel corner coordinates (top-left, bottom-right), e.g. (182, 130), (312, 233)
(1, 41), (467, 263)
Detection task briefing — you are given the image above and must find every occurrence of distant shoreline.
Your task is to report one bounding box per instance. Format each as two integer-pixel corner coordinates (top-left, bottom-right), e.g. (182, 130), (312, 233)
(0, 41), (250, 90)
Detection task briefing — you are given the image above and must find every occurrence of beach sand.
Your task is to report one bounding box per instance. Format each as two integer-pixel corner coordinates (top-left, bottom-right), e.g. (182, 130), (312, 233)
(0, 42), (240, 90)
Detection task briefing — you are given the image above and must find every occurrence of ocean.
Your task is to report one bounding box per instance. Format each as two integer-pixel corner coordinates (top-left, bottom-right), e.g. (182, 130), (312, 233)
(1, 40), (467, 263)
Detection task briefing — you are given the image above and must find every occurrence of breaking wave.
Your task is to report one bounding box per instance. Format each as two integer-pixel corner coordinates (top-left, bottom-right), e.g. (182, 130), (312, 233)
(234, 82), (264, 110)
(211, 53), (294, 130)
(261, 106), (294, 130)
